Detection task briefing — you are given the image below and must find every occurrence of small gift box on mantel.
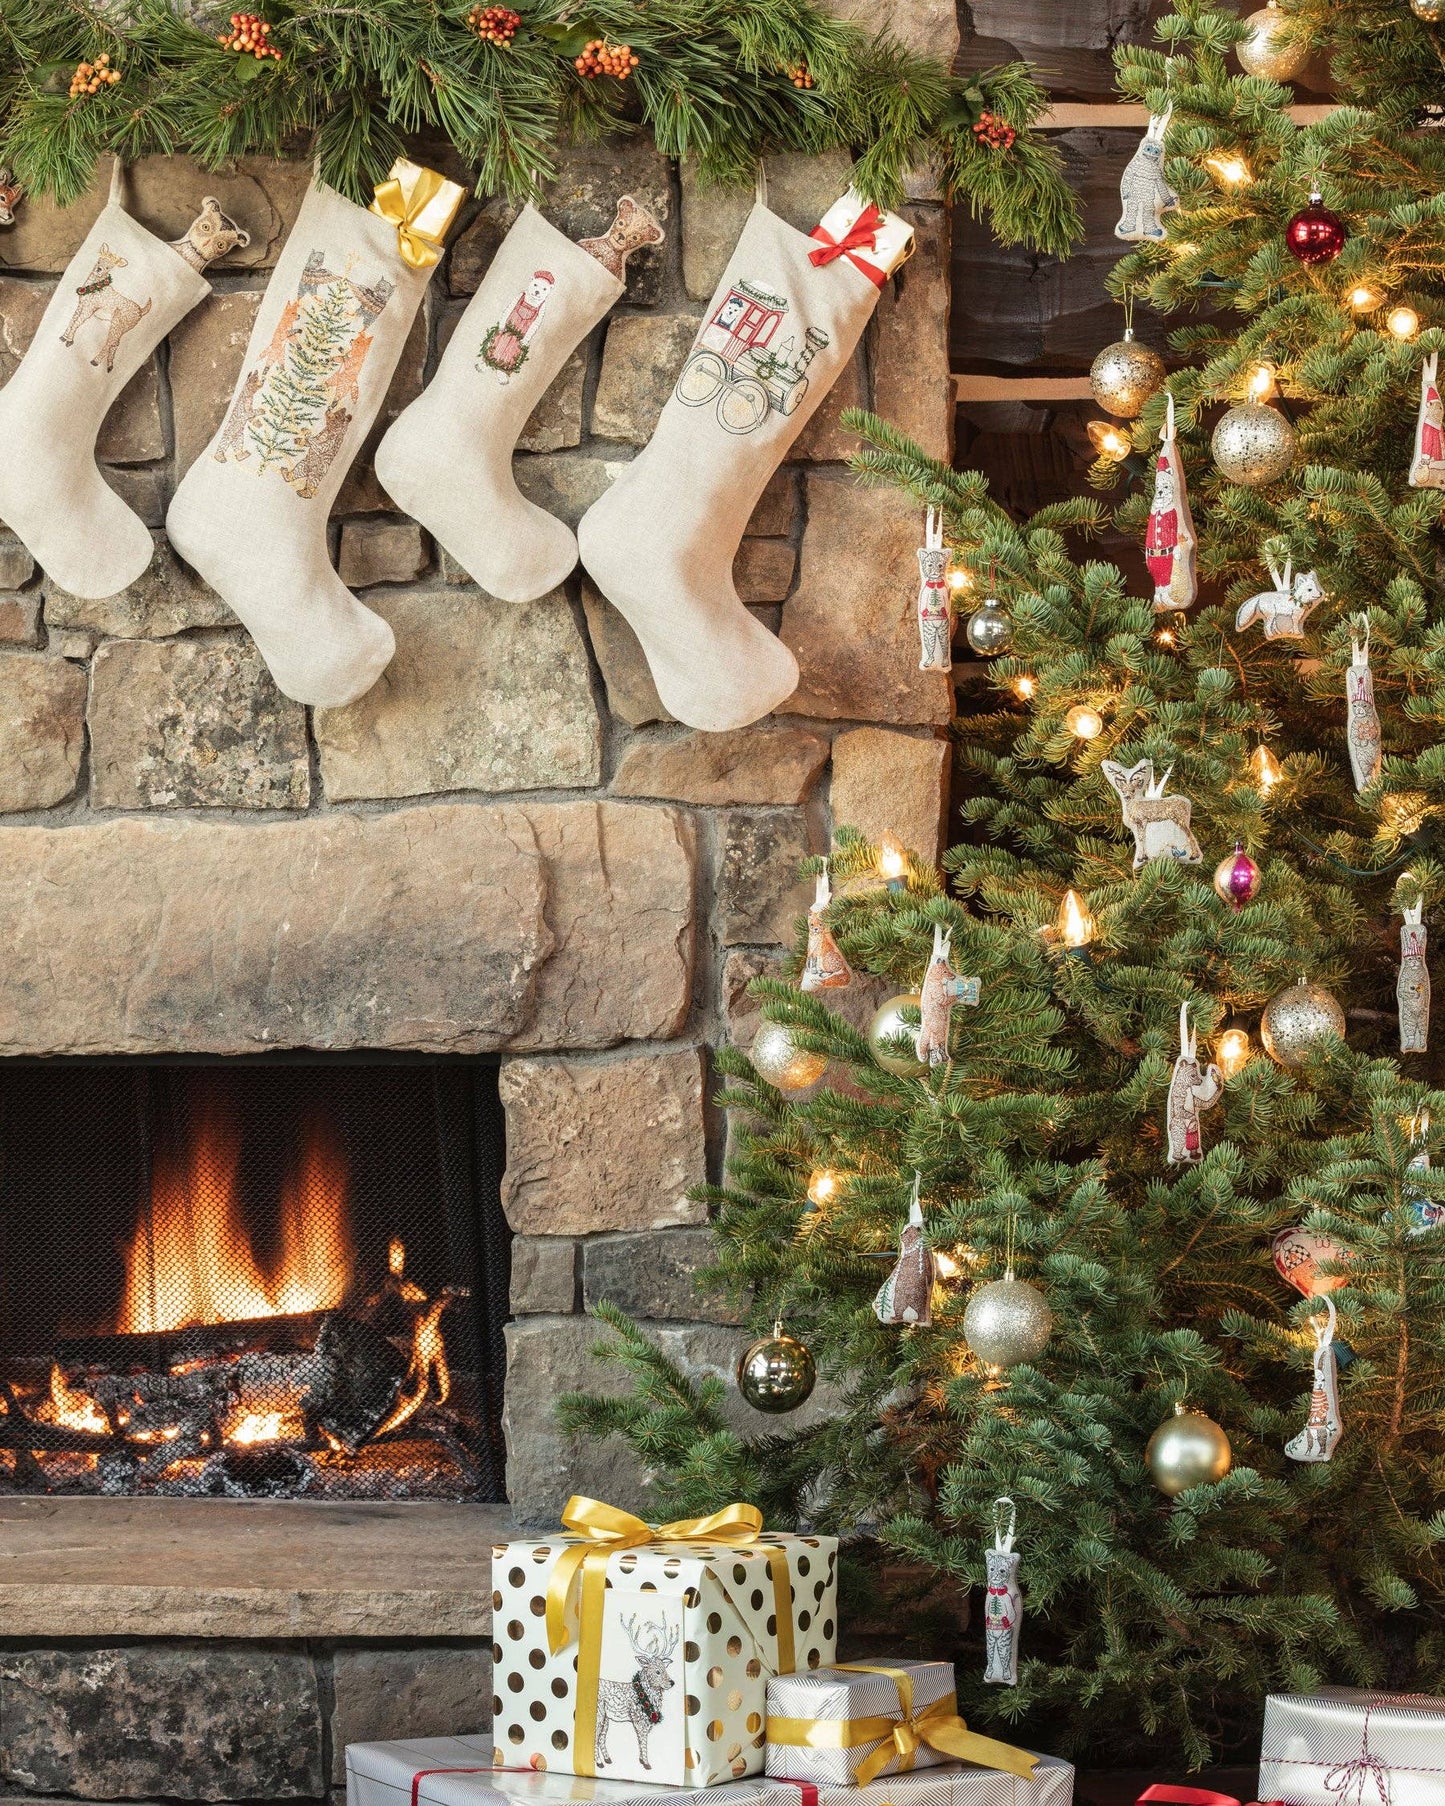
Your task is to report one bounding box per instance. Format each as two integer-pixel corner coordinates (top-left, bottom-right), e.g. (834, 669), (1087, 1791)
(491, 1497), (838, 1787)
(767, 1661), (1038, 1786)
(1259, 1688), (1445, 1806)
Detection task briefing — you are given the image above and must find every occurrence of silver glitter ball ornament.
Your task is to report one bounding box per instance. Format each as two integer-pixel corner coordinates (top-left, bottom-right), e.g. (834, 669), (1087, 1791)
(868, 993), (926, 1076)
(750, 1019), (828, 1090)
(1211, 402), (1296, 486)
(962, 1276), (1053, 1369)
(1236, 3), (1309, 80)
(737, 1329), (816, 1413)
(1089, 331), (1166, 419)
(1260, 979), (1346, 1068)
(965, 595), (1013, 656)
(1146, 1403), (1233, 1495)
(1412, 0), (1444, 19)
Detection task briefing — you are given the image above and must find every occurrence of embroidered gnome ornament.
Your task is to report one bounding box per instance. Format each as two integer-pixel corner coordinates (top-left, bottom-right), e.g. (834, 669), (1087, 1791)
(917, 506), (952, 671)
(983, 1497), (1022, 1686)
(1346, 615), (1382, 794)
(873, 1176), (935, 1327)
(916, 921), (980, 1066)
(1166, 1000), (1223, 1164)
(0, 161), (233, 599)
(800, 863), (851, 993)
(1285, 1295), (1342, 1464)
(1146, 393), (1196, 611)
(1399, 899), (1430, 1054)
(1410, 352), (1445, 490)
(168, 162), (466, 707)
(577, 185), (914, 732)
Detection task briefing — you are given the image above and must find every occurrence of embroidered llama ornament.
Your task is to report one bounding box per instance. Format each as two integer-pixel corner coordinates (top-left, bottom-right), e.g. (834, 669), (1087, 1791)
(983, 1497), (1022, 1686)
(479, 269), (555, 384)
(1285, 1295), (1341, 1464)
(1346, 616), (1382, 794)
(1116, 105), (1177, 242)
(1165, 1000), (1222, 1164)
(873, 1175), (936, 1327)
(1101, 757), (1202, 868)
(917, 505), (952, 671)
(1147, 392), (1196, 611)
(1235, 553), (1325, 640)
(800, 863), (851, 992)
(1399, 899), (1430, 1054)
(916, 920), (980, 1066)
(1410, 351), (1445, 490)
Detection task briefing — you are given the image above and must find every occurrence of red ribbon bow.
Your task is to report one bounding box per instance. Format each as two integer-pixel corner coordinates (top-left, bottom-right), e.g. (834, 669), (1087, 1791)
(1138, 1786), (1286, 1806)
(808, 203), (886, 285)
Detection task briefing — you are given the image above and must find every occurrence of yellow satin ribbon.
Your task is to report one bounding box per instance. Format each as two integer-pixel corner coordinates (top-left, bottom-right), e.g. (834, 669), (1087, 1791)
(369, 158), (466, 269)
(545, 1495), (797, 1778)
(767, 1664), (1038, 1785)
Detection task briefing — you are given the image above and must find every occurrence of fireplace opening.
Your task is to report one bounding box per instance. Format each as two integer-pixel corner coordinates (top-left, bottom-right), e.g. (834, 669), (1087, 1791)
(0, 1056), (509, 1502)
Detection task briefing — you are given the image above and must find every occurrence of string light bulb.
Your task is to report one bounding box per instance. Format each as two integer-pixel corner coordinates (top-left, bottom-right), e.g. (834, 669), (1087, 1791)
(1087, 420), (1132, 461)
(1217, 1027), (1253, 1080)
(1056, 889), (1096, 950)
(877, 836), (908, 890)
(1205, 154), (1252, 187)
(1348, 285), (1380, 313)
(1387, 305), (1421, 340)
(1065, 703), (1104, 740)
(935, 1249), (961, 1280)
(947, 565), (973, 594)
(1014, 675), (1036, 700)
(1247, 363), (1277, 402)
(1253, 746), (1283, 794)
(806, 1168), (839, 1208)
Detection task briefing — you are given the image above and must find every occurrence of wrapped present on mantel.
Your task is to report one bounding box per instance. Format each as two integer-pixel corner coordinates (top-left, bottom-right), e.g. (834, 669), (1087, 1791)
(1259, 1688), (1445, 1806)
(491, 1497), (838, 1787)
(766, 1661), (1040, 1788)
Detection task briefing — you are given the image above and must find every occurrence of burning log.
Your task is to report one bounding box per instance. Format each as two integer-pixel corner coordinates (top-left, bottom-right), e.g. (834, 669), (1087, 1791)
(302, 1312), (409, 1453)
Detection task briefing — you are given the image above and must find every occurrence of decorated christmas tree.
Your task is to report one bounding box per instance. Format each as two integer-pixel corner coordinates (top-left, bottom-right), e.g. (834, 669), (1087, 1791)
(563, 0), (1445, 1768)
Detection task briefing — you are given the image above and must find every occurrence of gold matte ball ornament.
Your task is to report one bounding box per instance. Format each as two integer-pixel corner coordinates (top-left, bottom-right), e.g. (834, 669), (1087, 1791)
(1147, 1404), (1233, 1495)
(1211, 401), (1297, 485)
(962, 1276), (1054, 1369)
(1235, 2), (1309, 80)
(868, 993), (926, 1076)
(750, 1019), (828, 1090)
(1260, 979), (1347, 1067)
(1089, 331), (1166, 419)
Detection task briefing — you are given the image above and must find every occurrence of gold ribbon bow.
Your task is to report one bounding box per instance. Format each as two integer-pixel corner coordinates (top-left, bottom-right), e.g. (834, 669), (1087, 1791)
(767, 1663), (1037, 1785)
(369, 158), (466, 269)
(545, 1495), (797, 1778)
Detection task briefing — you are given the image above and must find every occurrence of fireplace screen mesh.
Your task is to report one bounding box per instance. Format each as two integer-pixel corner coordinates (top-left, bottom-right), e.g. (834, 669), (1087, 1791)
(0, 1058), (509, 1501)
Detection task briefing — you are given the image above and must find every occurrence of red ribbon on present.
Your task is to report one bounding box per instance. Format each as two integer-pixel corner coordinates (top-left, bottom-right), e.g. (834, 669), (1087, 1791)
(808, 203), (887, 286)
(1138, 1787), (1286, 1806)
(776, 1779), (820, 1806)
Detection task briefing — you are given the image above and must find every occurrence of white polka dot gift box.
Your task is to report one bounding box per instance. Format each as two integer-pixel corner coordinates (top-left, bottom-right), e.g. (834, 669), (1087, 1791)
(490, 1498), (839, 1787)
(1258, 1688), (1445, 1806)
(765, 1661), (1039, 1787)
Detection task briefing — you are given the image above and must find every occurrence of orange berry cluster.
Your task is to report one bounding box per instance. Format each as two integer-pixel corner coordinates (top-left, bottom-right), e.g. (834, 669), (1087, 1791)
(972, 110), (1016, 150)
(574, 38), (638, 78)
(218, 13), (282, 59)
(785, 62), (814, 88)
(468, 5), (521, 44)
(69, 53), (120, 98)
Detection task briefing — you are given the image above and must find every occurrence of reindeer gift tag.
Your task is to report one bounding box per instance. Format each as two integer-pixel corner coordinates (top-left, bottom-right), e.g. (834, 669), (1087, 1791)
(916, 920), (980, 1065)
(1116, 105), (1178, 242)
(917, 505), (952, 672)
(1102, 758), (1202, 869)
(1147, 392), (1197, 612)
(1346, 616), (1382, 794)
(1235, 553), (1325, 641)
(1410, 351), (1445, 490)
(983, 1496), (1022, 1687)
(1166, 1000), (1222, 1164)
(1399, 899), (1430, 1054)
(597, 1608), (681, 1773)
(1284, 1295), (1341, 1464)
(800, 862), (851, 992)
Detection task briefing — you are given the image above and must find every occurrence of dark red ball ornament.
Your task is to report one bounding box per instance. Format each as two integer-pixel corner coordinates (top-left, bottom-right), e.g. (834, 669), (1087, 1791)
(1285, 192), (1347, 265)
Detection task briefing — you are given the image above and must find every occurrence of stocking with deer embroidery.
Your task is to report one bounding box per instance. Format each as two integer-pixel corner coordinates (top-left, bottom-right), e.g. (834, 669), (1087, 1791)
(167, 167), (463, 708)
(374, 198), (662, 602)
(576, 193), (913, 732)
(0, 161), (227, 599)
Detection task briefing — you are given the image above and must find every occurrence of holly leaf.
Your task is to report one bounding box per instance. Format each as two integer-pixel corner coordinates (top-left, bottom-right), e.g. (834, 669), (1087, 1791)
(537, 18), (602, 56)
(936, 84), (985, 132)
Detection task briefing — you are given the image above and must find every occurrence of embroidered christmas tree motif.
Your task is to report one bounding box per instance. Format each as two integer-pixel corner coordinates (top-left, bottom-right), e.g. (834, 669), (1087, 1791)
(675, 278), (830, 434)
(478, 270), (555, 384)
(215, 249), (393, 498)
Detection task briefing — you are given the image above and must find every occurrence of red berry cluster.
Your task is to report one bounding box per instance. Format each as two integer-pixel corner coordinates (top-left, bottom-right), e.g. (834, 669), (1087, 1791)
(69, 52), (120, 98)
(468, 5), (521, 45)
(218, 13), (282, 59)
(785, 62), (814, 88)
(575, 38), (638, 77)
(972, 110), (1015, 150)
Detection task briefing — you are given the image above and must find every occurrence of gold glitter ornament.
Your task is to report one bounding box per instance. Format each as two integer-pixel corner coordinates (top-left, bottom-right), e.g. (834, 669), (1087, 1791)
(1411, 0), (1443, 20)
(1260, 979), (1346, 1067)
(1146, 1403), (1233, 1495)
(1089, 330), (1166, 419)
(1236, 2), (1309, 80)
(1211, 401), (1296, 485)
(750, 1019), (827, 1089)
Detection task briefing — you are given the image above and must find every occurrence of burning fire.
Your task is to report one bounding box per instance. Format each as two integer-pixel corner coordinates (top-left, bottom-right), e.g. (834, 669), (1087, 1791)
(39, 1365), (109, 1435)
(226, 1410), (289, 1445)
(372, 1289), (455, 1439)
(120, 1108), (352, 1334)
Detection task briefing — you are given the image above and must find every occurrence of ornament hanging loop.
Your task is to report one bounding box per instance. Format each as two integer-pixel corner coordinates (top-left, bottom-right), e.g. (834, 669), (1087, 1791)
(992, 1495), (1017, 1552)
(925, 505), (943, 551)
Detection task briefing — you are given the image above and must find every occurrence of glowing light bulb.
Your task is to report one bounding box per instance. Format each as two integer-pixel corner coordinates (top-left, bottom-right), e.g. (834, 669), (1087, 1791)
(1065, 704), (1103, 740)
(935, 1249), (961, 1280)
(947, 567), (973, 594)
(877, 836), (908, 890)
(1087, 420), (1132, 461)
(1056, 888), (1095, 950)
(1388, 305), (1421, 340)
(1205, 155), (1251, 187)
(1156, 627), (1177, 647)
(1348, 285), (1380, 312)
(1014, 675), (1036, 700)
(1247, 363), (1277, 402)
(1217, 1028), (1252, 1080)
(807, 1168), (839, 1208)
(1253, 746), (1282, 794)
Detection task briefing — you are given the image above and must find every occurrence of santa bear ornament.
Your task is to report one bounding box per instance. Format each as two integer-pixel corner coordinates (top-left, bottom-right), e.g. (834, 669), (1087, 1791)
(1410, 352), (1445, 490)
(1146, 392), (1197, 611)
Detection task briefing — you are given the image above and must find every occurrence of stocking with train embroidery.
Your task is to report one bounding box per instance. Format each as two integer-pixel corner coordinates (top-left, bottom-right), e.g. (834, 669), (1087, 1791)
(375, 199), (661, 603)
(0, 161), (227, 599)
(167, 171), (462, 708)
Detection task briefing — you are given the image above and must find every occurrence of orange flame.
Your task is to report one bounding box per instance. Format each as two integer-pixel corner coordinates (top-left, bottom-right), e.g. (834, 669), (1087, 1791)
(39, 1366), (109, 1435)
(371, 1294), (455, 1440)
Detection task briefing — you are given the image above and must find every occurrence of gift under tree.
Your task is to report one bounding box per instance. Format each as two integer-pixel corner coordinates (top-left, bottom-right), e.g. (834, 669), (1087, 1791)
(562, 0), (1445, 1772)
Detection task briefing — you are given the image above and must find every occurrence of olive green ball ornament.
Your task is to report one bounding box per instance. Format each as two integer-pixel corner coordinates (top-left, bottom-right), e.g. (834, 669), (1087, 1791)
(1236, 3), (1309, 80)
(750, 1019), (827, 1090)
(1260, 979), (1346, 1068)
(868, 993), (926, 1075)
(963, 1276), (1053, 1368)
(1146, 1403), (1233, 1495)
(1089, 330), (1166, 419)
(737, 1327), (816, 1413)
(1211, 402), (1297, 485)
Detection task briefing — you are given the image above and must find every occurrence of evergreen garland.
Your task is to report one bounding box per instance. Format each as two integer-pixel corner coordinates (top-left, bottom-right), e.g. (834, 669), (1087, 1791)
(0, 0), (1080, 256)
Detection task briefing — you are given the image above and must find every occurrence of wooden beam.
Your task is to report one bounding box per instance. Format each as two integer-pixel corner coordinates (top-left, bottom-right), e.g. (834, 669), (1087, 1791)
(1036, 101), (1339, 129)
(953, 374), (1095, 401)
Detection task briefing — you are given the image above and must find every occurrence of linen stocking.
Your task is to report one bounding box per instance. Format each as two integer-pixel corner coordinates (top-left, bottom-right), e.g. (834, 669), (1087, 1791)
(167, 174), (459, 708)
(374, 201), (658, 602)
(0, 161), (213, 599)
(576, 201), (905, 732)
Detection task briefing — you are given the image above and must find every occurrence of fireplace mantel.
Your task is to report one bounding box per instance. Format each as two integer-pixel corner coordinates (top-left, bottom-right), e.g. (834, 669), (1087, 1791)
(0, 1497), (508, 1638)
